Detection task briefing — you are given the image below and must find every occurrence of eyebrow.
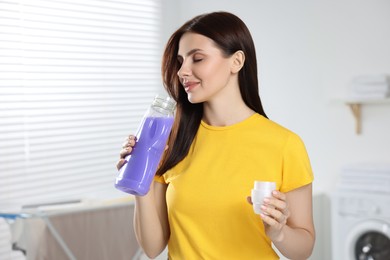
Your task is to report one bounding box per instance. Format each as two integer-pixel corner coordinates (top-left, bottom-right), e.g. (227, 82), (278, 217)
(177, 48), (203, 58)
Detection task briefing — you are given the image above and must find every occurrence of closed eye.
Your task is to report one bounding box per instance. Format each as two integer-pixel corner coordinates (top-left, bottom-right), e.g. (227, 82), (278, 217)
(193, 54), (204, 63)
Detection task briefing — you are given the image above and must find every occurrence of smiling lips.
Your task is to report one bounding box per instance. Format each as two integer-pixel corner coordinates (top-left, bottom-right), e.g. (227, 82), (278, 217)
(183, 81), (199, 92)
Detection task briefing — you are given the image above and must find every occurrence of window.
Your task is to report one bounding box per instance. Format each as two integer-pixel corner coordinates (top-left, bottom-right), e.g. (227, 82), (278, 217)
(0, 1), (162, 258)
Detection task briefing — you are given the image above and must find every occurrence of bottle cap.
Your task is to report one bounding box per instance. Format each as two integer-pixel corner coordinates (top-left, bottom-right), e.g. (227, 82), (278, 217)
(254, 181), (276, 191)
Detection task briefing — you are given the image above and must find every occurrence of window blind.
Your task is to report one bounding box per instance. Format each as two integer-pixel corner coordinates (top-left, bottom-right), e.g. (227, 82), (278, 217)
(0, 0), (162, 258)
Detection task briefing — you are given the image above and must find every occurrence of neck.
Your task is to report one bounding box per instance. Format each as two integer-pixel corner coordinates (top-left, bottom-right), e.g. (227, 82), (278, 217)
(202, 96), (255, 127)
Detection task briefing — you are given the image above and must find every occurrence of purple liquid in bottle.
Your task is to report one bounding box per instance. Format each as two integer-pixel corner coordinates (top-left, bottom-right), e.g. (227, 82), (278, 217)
(115, 116), (174, 196)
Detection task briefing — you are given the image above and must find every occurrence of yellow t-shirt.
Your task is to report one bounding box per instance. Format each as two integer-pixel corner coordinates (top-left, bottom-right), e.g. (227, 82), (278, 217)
(155, 113), (313, 260)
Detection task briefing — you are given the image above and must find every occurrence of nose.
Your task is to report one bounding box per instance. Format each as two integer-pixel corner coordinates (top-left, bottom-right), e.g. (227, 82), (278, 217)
(177, 60), (191, 78)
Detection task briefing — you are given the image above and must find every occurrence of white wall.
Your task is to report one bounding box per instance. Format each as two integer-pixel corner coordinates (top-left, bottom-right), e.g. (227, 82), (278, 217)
(161, 0), (390, 194)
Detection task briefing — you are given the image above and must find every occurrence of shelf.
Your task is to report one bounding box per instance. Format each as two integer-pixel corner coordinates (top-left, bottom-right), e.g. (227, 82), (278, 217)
(344, 98), (390, 134)
(344, 98), (390, 105)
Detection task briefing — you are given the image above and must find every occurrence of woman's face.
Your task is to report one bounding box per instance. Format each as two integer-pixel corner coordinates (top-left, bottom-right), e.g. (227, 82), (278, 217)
(177, 33), (236, 104)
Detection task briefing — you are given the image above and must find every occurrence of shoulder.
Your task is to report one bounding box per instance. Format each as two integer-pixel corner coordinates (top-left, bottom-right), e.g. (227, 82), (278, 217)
(250, 114), (300, 141)
(247, 114), (310, 156)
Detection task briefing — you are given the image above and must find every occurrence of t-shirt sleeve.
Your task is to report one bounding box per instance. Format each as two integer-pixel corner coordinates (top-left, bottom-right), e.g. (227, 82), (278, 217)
(280, 133), (314, 192)
(154, 174), (166, 184)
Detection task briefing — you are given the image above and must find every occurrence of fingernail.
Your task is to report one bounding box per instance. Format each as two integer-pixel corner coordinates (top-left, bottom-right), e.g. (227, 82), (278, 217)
(272, 190), (278, 195)
(264, 198), (270, 203)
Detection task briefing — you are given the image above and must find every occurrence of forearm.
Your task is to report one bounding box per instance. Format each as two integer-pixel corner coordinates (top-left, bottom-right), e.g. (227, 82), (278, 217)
(272, 225), (315, 260)
(133, 183), (169, 258)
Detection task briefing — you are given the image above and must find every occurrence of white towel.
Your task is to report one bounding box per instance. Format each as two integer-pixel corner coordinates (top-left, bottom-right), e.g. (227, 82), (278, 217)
(341, 162), (390, 174)
(338, 163), (390, 193)
(352, 83), (389, 94)
(347, 91), (389, 99)
(347, 75), (390, 99)
(351, 75), (389, 86)
(337, 182), (390, 193)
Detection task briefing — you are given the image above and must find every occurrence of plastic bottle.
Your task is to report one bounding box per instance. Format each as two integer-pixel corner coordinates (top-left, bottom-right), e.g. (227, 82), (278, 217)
(115, 95), (175, 196)
(251, 181), (276, 215)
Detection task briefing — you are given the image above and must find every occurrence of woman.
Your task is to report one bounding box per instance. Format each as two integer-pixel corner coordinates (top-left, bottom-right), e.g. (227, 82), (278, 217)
(118, 11), (315, 260)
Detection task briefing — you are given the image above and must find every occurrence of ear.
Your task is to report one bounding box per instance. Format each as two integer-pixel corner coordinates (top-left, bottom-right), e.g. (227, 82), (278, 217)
(231, 50), (245, 74)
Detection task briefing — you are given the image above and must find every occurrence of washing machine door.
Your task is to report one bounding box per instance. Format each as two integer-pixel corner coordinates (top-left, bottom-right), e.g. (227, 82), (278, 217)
(346, 220), (390, 260)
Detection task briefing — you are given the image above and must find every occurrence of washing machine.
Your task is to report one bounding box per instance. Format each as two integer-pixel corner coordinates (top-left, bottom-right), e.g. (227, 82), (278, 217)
(331, 190), (390, 260)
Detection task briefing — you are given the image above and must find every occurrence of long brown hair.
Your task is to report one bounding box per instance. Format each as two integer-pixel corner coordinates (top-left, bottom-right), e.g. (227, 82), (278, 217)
(156, 11), (267, 176)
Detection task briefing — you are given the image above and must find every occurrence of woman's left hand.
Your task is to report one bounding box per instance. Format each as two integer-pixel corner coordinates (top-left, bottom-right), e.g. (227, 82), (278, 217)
(247, 190), (290, 242)
(260, 190), (290, 242)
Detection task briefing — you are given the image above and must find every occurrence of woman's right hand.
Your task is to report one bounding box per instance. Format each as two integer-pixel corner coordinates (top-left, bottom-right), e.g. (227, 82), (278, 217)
(116, 135), (136, 170)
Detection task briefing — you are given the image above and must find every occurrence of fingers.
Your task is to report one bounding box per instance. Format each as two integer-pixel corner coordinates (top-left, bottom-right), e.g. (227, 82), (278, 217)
(246, 189), (290, 242)
(245, 190), (290, 242)
(259, 212), (285, 242)
(117, 135), (136, 170)
(265, 191), (290, 217)
(122, 135), (136, 149)
(119, 147), (132, 159)
(269, 190), (286, 207)
(120, 135), (137, 159)
(261, 204), (287, 225)
(259, 190), (290, 242)
(116, 159), (127, 171)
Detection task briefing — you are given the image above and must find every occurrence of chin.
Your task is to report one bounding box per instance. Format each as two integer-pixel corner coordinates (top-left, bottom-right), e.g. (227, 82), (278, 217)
(187, 94), (203, 104)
